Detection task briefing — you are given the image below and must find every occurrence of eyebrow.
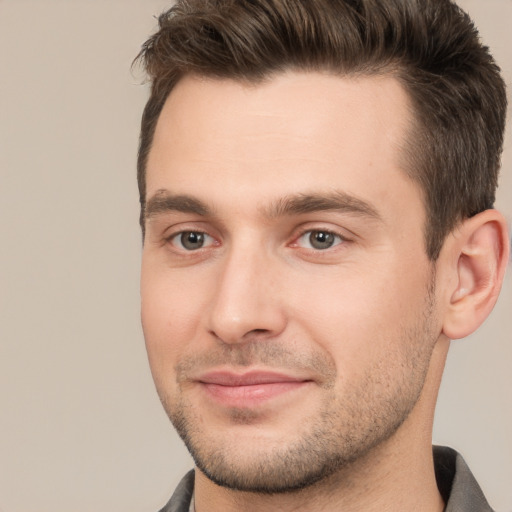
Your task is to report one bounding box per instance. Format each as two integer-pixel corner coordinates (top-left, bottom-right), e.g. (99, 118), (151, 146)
(145, 190), (212, 219)
(144, 189), (382, 222)
(264, 191), (382, 221)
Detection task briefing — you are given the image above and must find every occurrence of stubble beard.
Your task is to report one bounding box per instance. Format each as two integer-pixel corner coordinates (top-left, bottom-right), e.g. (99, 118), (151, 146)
(158, 281), (438, 494)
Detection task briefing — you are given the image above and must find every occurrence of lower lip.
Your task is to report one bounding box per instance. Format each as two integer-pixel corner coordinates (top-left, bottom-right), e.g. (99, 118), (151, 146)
(201, 381), (309, 408)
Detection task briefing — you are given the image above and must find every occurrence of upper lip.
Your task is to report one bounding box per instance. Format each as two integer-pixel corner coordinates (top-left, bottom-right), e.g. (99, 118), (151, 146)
(198, 370), (310, 386)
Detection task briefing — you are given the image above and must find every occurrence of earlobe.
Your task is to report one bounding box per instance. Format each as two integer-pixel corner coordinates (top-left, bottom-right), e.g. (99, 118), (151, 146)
(442, 210), (510, 340)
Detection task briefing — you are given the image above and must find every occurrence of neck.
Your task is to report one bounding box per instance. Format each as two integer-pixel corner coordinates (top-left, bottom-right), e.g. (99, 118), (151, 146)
(194, 337), (449, 512)
(194, 441), (444, 512)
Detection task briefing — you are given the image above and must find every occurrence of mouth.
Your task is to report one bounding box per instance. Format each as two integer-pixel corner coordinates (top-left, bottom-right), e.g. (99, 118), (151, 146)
(197, 370), (313, 408)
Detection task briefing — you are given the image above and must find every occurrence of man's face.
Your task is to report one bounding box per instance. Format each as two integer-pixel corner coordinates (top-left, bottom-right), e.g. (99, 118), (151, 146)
(141, 72), (441, 492)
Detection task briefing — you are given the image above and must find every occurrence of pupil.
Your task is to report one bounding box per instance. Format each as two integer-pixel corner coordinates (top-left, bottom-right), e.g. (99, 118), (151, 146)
(182, 232), (204, 249)
(310, 231), (334, 249)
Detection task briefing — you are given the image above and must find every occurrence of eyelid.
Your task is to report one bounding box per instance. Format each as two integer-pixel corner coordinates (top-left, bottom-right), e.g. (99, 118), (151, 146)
(161, 219), (216, 238)
(290, 224), (352, 247)
(161, 222), (221, 253)
(168, 230), (216, 251)
(298, 230), (344, 249)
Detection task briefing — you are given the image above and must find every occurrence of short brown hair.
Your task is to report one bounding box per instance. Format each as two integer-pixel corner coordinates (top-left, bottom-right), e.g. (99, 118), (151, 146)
(135, 0), (507, 259)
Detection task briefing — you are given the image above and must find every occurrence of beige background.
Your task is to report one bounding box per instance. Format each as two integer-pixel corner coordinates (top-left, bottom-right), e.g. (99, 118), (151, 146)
(0, 1), (510, 511)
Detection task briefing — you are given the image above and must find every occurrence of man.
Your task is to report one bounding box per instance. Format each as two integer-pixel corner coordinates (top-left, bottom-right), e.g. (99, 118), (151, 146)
(135, 0), (509, 510)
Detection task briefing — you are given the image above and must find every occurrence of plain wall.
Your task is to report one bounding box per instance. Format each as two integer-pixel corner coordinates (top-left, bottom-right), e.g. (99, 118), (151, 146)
(0, 1), (510, 511)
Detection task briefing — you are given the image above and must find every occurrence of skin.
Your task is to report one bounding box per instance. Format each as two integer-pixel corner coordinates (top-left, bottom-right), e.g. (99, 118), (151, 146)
(140, 72), (508, 511)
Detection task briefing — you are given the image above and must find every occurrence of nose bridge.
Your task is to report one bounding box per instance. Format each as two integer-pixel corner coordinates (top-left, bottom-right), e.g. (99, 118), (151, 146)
(207, 234), (285, 344)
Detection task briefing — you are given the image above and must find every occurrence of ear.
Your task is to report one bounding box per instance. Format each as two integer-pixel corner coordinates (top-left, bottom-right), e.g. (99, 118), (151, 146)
(441, 209), (510, 340)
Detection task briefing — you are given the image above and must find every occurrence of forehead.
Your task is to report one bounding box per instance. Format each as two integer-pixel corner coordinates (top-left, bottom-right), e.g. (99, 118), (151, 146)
(146, 71), (421, 223)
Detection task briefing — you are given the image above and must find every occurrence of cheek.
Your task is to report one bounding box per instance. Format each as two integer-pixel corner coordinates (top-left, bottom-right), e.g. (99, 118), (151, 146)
(140, 262), (209, 380)
(289, 261), (429, 366)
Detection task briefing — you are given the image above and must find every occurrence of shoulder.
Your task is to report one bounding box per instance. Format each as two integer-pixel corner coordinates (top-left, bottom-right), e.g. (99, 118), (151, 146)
(434, 446), (494, 512)
(158, 470), (195, 512)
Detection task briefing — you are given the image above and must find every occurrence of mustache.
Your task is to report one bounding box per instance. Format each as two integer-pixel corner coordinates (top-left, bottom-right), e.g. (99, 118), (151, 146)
(175, 340), (337, 387)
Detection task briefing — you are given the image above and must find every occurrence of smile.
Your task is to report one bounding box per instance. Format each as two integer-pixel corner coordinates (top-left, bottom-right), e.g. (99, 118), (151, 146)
(198, 370), (312, 408)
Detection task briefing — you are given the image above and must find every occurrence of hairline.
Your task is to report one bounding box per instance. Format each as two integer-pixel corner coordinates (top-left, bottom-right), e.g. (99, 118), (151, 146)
(139, 65), (433, 246)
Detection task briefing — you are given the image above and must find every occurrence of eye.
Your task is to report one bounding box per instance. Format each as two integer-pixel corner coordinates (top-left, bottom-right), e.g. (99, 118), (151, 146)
(297, 230), (344, 250)
(170, 231), (215, 251)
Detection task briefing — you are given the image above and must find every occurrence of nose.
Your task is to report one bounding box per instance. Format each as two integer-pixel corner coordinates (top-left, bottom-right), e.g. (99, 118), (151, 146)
(206, 244), (287, 345)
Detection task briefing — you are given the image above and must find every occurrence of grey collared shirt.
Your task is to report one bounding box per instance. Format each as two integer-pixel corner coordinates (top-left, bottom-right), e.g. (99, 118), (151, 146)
(158, 446), (494, 512)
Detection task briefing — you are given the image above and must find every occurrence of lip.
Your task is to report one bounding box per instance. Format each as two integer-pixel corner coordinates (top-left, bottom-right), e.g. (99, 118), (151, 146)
(197, 370), (312, 407)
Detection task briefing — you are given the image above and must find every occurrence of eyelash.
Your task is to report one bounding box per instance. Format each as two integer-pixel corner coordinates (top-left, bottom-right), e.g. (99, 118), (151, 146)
(292, 228), (347, 251)
(165, 227), (349, 253)
(166, 230), (217, 251)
